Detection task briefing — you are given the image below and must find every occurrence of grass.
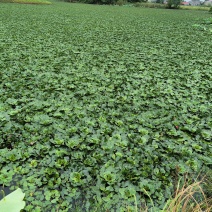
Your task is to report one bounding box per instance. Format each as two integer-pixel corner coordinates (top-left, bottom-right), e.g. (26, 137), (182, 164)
(163, 178), (212, 212)
(0, 0), (52, 4)
(126, 173), (212, 212)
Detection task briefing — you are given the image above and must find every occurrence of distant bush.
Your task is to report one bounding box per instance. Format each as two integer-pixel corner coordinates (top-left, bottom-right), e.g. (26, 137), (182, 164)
(128, 0), (147, 2)
(134, 2), (166, 8)
(209, 7), (212, 13)
(116, 0), (125, 6)
(166, 0), (182, 9)
(76, 0), (116, 4)
(62, 0), (147, 4)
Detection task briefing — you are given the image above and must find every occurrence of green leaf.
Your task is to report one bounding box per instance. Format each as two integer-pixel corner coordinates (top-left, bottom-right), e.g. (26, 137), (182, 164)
(0, 188), (25, 212)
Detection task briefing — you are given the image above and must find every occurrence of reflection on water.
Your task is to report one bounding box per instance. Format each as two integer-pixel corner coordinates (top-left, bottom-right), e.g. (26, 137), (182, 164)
(0, 185), (13, 200)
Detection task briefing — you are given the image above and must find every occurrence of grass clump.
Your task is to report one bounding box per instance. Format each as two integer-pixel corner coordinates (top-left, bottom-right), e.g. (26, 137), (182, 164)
(163, 177), (212, 212)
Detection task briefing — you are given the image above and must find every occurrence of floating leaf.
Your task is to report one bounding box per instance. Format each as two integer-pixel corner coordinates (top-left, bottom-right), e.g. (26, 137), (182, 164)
(0, 188), (25, 212)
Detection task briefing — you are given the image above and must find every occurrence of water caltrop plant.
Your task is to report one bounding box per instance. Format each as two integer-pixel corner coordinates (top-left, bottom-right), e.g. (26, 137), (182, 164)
(0, 1), (211, 211)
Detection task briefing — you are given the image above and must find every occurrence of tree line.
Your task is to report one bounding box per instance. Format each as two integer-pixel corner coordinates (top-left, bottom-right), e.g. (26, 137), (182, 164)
(63, 0), (183, 9)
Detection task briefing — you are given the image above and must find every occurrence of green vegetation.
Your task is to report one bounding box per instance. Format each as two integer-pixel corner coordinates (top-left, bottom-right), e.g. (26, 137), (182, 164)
(166, 0), (181, 9)
(192, 17), (212, 32)
(0, 2), (211, 211)
(63, 0), (147, 4)
(0, 0), (51, 4)
(133, 3), (210, 10)
(180, 5), (210, 11)
(134, 2), (166, 8)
